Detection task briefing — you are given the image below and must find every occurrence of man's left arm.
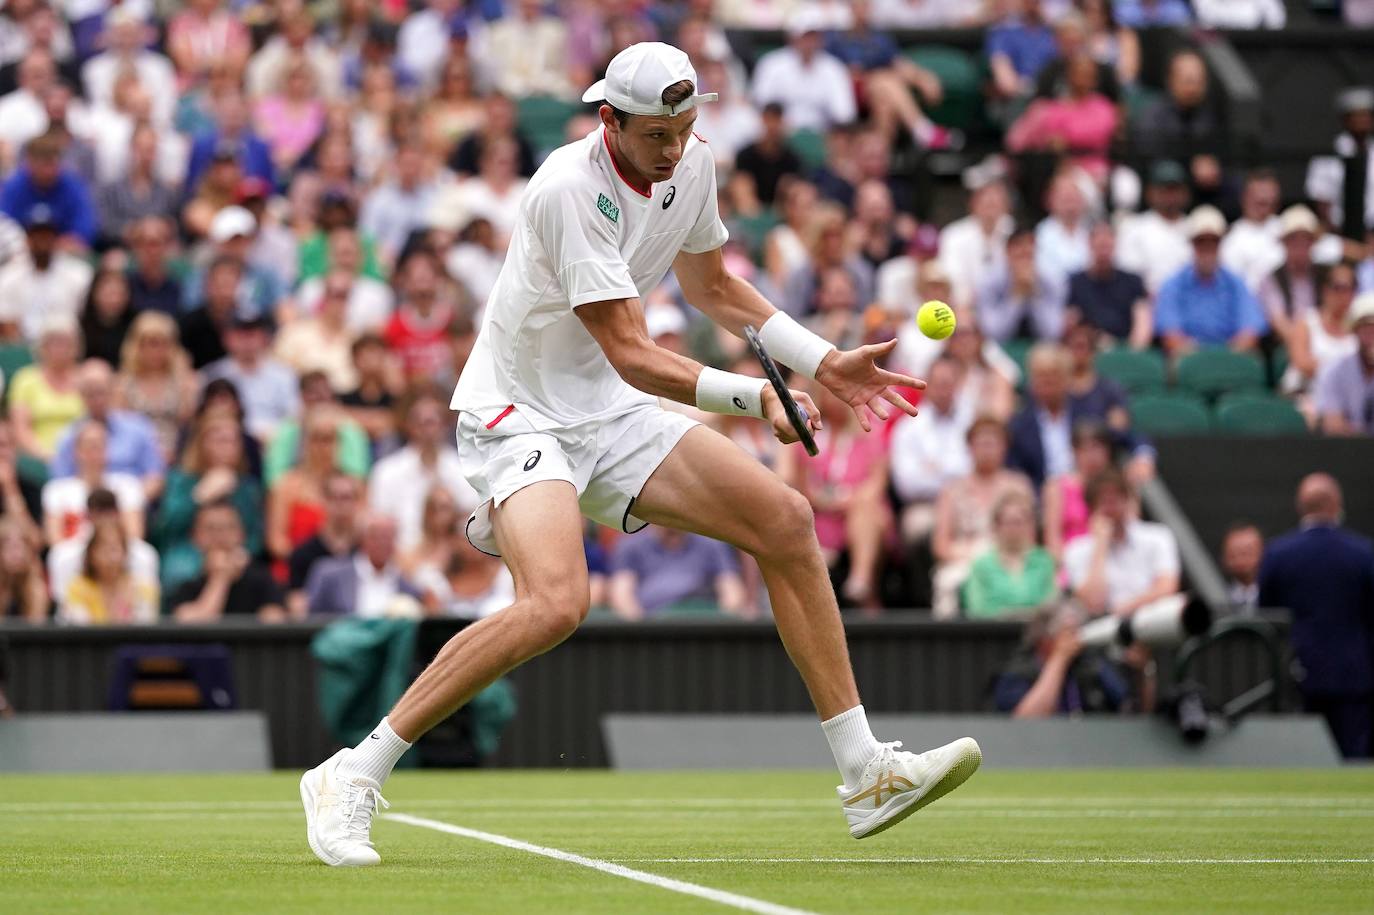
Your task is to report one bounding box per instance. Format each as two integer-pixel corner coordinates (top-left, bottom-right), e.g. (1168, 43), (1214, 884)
(674, 247), (925, 430)
(1228, 278), (1267, 352)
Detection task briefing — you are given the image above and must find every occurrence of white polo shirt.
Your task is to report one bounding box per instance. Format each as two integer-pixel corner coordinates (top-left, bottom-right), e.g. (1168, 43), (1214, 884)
(452, 126), (728, 432)
(1063, 520), (1180, 612)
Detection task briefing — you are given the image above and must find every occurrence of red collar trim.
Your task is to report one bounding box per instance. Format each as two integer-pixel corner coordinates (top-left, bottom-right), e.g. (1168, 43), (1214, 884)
(602, 130), (651, 198)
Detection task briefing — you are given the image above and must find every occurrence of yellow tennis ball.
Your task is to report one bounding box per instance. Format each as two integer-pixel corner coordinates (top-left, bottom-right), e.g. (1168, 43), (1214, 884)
(917, 300), (956, 340)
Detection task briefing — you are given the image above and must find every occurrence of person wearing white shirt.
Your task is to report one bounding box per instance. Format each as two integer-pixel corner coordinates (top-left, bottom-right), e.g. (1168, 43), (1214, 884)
(1220, 169), (1284, 293)
(1034, 171), (1092, 287)
(0, 213), (94, 343)
(1063, 468), (1181, 617)
(690, 58), (761, 167)
(41, 424), (147, 547)
(396, 0), (464, 89)
(306, 514), (422, 619)
(472, 0), (572, 101)
(0, 51), (57, 153)
(1116, 161), (1192, 294)
(889, 356), (972, 547)
(750, 15), (856, 133)
(439, 137), (529, 241)
(368, 391), (477, 551)
(871, 0), (966, 27)
(47, 488), (159, 611)
(1193, 0), (1285, 29)
(80, 10), (177, 127)
(938, 174), (1014, 310)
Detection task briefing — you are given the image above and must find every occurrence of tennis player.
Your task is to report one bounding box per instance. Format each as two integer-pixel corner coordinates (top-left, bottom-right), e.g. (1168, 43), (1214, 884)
(301, 42), (981, 867)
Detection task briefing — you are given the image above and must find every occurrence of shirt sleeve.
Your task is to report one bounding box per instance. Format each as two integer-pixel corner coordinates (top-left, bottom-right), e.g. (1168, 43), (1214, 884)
(1153, 275), (1182, 335)
(1312, 360), (1348, 419)
(536, 181), (639, 309)
(681, 152), (730, 255)
(1232, 275), (1269, 335)
(1061, 537), (1090, 589)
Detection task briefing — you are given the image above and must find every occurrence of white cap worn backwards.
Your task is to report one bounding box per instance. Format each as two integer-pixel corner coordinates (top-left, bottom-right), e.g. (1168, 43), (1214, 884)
(581, 42), (719, 117)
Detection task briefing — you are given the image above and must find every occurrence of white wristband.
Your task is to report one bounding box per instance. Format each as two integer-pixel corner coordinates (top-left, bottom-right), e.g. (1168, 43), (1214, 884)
(696, 367), (766, 418)
(758, 311), (835, 380)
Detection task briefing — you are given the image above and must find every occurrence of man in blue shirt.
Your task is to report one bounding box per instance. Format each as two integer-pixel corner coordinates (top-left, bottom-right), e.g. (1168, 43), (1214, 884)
(0, 130), (96, 249)
(184, 94), (276, 196)
(987, 0), (1058, 105)
(1112, 0), (1193, 27)
(608, 526), (747, 619)
(1259, 474), (1374, 758)
(50, 360), (165, 496)
(1155, 205), (1268, 355)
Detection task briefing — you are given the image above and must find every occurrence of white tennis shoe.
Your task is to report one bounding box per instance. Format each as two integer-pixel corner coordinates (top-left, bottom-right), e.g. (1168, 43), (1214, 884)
(300, 749), (390, 867)
(838, 737), (982, 839)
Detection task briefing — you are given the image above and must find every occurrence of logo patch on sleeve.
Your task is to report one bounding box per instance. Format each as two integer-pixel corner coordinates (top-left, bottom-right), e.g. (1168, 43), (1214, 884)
(596, 193), (620, 223)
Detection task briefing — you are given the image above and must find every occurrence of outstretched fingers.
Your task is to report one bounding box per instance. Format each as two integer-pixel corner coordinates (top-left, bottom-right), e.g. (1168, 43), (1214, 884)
(881, 387), (919, 417)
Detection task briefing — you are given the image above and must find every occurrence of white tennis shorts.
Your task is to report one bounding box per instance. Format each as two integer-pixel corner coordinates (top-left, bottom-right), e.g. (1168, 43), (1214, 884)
(456, 404), (699, 556)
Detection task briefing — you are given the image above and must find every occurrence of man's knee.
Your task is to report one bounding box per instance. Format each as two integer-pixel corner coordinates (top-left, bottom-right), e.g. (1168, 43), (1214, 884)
(518, 583), (590, 645)
(743, 486), (816, 560)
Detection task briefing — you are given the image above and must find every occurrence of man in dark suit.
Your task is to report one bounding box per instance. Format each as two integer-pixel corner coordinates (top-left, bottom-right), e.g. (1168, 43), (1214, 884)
(306, 513), (422, 618)
(1259, 473), (1374, 758)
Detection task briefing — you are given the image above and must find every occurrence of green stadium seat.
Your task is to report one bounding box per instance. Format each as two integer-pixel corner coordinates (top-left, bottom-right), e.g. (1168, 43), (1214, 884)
(788, 128), (828, 170)
(517, 96), (584, 157)
(1175, 349), (1266, 400)
(1130, 393), (1211, 437)
(17, 453), (47, 487)
(0, 342), (33, 402)
(904, 45), (985, 130)
(731, 210), (779, 257)
(1095, 348), (1166, 394)
(1000, 338), (1034, 386)
(1213, 394), (1309, 436)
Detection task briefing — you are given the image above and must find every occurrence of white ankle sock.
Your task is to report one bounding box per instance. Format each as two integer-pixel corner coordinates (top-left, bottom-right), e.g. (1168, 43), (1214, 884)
(821, 705), (883, 788)
(336, 717), (412, 786)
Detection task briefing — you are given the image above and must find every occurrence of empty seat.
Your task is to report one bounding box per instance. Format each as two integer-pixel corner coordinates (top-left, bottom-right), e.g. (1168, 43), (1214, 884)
(1096, 348), (1166, 394)
(1214, 394), (1309, 435)
(1130, 392), (1211, 436)
(1176, 349), (1266, 400)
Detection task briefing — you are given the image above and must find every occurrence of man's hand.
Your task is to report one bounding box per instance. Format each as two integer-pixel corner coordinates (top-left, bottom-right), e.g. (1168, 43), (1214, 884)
(814, 338), (925, 432)
(1049, 626), (1083, 665)
(762, 385), (822, 445)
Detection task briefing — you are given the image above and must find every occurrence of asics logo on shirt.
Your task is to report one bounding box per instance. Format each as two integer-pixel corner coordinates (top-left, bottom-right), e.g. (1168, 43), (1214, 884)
(662, 186), (676, 209)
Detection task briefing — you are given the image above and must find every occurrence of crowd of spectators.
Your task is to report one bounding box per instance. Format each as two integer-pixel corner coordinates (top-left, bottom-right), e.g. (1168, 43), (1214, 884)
(0, 0), (1367, 636)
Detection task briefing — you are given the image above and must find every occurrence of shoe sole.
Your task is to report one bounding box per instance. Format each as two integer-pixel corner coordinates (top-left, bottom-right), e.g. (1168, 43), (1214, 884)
(851, 738), (983, 840)
(300, 768), (340, 866)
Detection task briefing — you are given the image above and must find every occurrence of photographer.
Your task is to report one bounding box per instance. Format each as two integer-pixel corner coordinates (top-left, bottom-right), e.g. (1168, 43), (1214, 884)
(994, 602), (1142, 718)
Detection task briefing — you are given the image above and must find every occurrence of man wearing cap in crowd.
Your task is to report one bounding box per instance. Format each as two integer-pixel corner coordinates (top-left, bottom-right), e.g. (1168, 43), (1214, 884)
(0, 203), (93, 343)
(1117, 159), (1194, 294)
(938, 156), (1013, 310)
(1155, 205), (1268, 356)
(749, 6), (856, 133)
(182, 204), (287, 316)
(0, 129), (97, 250)
(202, 308), (301, 443)
(299, 40), (978, 868)
(1306, 86), (1374, 242)
(1258, 204), (1323, 346)
(1315, 292), (1374, 435)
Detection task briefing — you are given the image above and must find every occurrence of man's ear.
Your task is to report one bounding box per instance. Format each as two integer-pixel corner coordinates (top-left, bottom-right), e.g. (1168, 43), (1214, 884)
(597, 104), (617, 134)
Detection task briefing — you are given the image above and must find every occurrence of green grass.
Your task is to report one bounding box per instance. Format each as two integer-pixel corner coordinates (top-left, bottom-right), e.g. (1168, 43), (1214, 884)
(4, 769), (1373, 913)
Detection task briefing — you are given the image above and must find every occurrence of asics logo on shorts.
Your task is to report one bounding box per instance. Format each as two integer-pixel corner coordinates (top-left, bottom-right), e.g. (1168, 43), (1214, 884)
(523, 451), (542, 471)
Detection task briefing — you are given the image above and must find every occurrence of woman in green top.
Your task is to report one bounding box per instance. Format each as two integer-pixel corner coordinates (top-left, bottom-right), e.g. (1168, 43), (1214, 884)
(962, 490), (1058, 619)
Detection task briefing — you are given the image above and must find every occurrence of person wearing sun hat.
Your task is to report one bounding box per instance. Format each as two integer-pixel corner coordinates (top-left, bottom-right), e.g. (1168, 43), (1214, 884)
(1154, 205), (1268, 355)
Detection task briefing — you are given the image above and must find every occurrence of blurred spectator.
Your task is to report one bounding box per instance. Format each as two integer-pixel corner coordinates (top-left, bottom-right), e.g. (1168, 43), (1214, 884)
(1032, 9), (1120, 102)
(203, 311), (301, 443)
(448, 93), (536, 179)
(383, 247), (458, 380)
(889, 256), (955, 377)
(1064, 325), (1131, 436)
(1031, 170), (1092, 288)
(50, 359), (163, 495)
(0, 49), (58, 154)
(1132, 50), (1221, 182)
(361, 142), (440, 270)
(734, 102), (802, 208)
(398, 485), (460, 588)
(690, 57), (761, 167)
(1067, 222), (1151, 348)
(339, 334), (400, 446)
(274, 270), (359, 393)
(1257, 206), (1322, 347)
(184, 91), (274, 200)
(932, 416), (1034, 619)
(81, 10), (175, 125)
(1306, 87), (1374, 241)
(114, 312), (200, 462)
(266, 406), (347, 568)
(1112, 0), (1191, 27)
(1008, 343), (1090, 489)
(1116, 160), (1191, 294)
(262, 372), (371, 488)
(938, 167), (1012, 310)
(420, 55), (483, 163)
(296, 228), (394, 333)
(125, 215), (181, 316)
(253, 58), (327, 177)
(183, 205), (287, 316)
(368, 388), (476, 551)
(608, 526), (747, 620)
(0, 517), (46, 621)
(945, 320), (1019, 422)
(1220, 522), (1263, 613)
(1156, 206), (1267, 356)
(306, 513), (421, 619)
(1284, 266), (1359, 404)
(96, 121), (179, 243)
(890, 356), (972, 549)
(975, 224), (1066, 343)
(171, 499), (285, 623)
(994, 602), (1135, 716)
(806, 266), (865, 351)
(1076, 0), (1140, 89)
(58, 516), (158, 624)
(870, 0), (968, 27)
(441, 217), (503, 314)
(962, 490), (1057, 619)
(762, 179), (818, 289)
(167, 0), (251, 88)
(478, 0), (572, 100)
(987, 0), (1058, 108)
(244, 7), (342, 102)
(827, 0), (952, 149)
(1259, 473), (1374, 758)
(8, 315), (84, 461)
(153, 414), (263, 597)
(287, 471), (363, 618)
(78, 269), (134, 368)
(848, 180), (909, 269)
(41, 422), (145, 546)
(419, 527), (515, 619)
(90, 97), (183, 235)
(750, 12), (856, 133)
(1007, 54), (1116, 183)
(0, 419), (42, 545)
(182, 142), (247, 238)
(439, 136), (528, 242)
(0, 203), (94, 341)
(1220, 169), (1283, 294)
(1042, 422), (1114, 560)
(398, 0), (467, 88)
(1063, 468), (1180, 617)
(1314, 293), (1374, 435)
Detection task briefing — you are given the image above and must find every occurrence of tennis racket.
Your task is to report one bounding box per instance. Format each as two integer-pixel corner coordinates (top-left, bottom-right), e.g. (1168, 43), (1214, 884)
(744, 324), (819, 457)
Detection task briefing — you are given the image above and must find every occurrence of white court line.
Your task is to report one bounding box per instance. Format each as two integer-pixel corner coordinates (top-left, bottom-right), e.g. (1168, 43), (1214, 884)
(388, 812), (818, 915)
(617, 857), (1374, 866)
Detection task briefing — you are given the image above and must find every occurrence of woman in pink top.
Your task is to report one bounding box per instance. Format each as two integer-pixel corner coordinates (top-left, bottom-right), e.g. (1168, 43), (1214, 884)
(254, 60), (326, 175)
(168, 0), (251, 89)
(782, 383), (890, 611)
(1006, 53), (1119, 183)
(1041, 422), (1114, 560)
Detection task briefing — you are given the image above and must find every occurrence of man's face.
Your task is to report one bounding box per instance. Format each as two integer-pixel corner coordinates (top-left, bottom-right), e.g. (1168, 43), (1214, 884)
(1029, 360), (1068, 409)
(1283, 231), (1314, 267)
(1150, 182), (1189, 217)
(408, 400), (444, 447)
(1094, 485), (1129, 525)
(1169, 54), (1207, 109)
(361, 519), (397, 567)
(324, 477), (361, 527)
(75, 426), (106, 473)
(205, 265), (241, 308)
(1089, 225), (1115, 264)
(196, 507), (244, 552)
(226, 325), (266, 361)
(926, 362), (959, 412)
(1355, 321), (1374, 360)
(27, 152), (60, 188)
(78, 369), (112, 419)
(815, 269), (856, 312)
(1242, 179), (1279, 222)
(1222, 529), (1263, 582)
(605, 107), (697, 184)
(971, 182), (1010, 223)
(1192, 235), (1220, 274)
(1345, 109), (1374, 138)
(26, 226), (56, 260)
(132, 221), (170, 269)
